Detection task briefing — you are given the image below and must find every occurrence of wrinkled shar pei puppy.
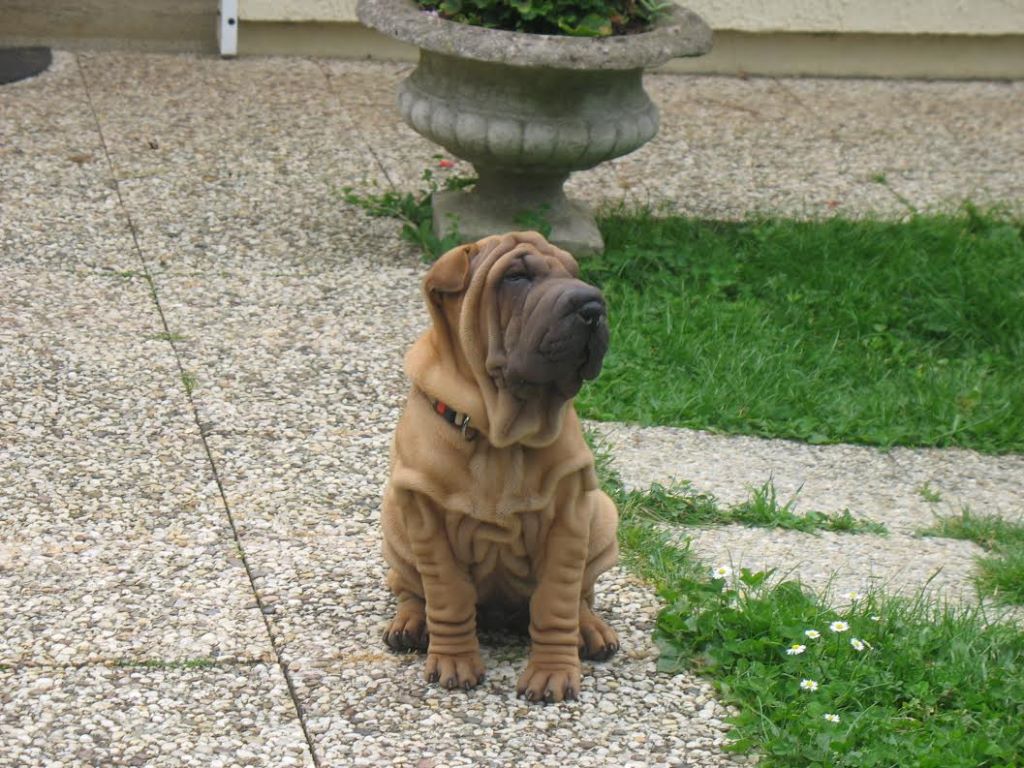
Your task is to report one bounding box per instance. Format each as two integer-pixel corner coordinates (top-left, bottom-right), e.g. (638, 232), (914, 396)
(381, 231), (620, 702)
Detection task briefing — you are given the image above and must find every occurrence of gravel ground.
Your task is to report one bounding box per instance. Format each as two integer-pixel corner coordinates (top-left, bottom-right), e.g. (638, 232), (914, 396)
(0, 665), (311, 767)
(0, 269), (272, 666)
(1, 50), (1021, 766)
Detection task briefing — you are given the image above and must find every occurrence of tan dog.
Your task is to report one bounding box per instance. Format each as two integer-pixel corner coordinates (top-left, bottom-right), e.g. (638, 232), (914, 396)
(381, 231), (620, 702)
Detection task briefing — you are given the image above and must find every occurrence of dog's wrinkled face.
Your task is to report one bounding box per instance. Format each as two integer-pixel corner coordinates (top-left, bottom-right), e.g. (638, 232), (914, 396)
(413, 232), (609, 447)
(488, 248), (609, 401)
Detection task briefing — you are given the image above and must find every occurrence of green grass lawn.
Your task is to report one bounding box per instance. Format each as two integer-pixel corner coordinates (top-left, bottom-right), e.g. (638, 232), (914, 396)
(573, 204), (1024, 767)
(578, 207), (1024, 454)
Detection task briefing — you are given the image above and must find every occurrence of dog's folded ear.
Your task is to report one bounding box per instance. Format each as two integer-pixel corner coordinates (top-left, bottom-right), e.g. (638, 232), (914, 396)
(425, 242), (478, 303)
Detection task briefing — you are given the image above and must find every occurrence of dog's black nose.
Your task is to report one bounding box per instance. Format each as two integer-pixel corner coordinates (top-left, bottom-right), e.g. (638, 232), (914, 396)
(576, 299), (605, 325)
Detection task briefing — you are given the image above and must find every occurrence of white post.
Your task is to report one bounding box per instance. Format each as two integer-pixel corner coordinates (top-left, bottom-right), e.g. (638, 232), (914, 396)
(218, 0), (238, 57)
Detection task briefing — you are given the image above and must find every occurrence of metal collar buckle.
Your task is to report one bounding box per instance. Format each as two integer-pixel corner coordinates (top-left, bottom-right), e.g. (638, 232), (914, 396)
(431, 397), (477, 441)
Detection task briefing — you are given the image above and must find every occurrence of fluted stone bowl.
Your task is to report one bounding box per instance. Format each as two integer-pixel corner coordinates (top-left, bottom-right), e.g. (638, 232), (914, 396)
(358, 0), (712, 254)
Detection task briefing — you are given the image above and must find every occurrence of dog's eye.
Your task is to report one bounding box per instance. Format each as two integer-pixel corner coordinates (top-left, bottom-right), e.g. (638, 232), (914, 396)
(503, 270), (531, 284)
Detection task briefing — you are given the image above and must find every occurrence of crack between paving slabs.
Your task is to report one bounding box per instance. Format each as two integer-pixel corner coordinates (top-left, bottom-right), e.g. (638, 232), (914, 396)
(73, 52), (324, 768)
(315, 59), (404, 203)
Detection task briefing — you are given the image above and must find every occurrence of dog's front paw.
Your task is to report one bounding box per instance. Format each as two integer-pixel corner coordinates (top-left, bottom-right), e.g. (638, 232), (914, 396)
(424, 651), (485, 691)
(516, 659), (581, 703)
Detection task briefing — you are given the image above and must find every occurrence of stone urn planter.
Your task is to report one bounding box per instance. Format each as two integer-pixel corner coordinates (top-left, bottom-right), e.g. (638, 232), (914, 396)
(357, 0), (712, 255)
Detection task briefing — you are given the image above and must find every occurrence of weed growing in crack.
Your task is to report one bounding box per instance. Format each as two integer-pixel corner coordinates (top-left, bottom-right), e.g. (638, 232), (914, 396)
(180, 370), (197, 396)
(922, 507), (1024, 605)
(342, 157), (475, 260)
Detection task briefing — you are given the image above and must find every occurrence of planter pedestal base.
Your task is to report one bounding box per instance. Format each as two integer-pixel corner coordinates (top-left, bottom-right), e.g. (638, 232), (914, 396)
(432, 170), (603, 257)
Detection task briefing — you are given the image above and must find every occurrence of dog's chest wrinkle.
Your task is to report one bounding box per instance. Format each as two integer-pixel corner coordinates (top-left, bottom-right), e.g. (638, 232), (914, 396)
(441, 443), (555, 593)
(465, 445), (531, 519)
(444, 507), (547, 597)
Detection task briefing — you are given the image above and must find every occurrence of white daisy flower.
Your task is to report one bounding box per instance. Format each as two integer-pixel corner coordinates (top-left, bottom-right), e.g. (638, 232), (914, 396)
(712, 565), (733, 579)
(823, 713), (840, 723)
(799, 679), (819, 692)
(845, 591), (863, 602)
(870, 615), (881, 622)
(830, 621), (850, 633)
(804, 629), (821, 640)
(850, 638), (866, 651)
(786, 644), (806, 656)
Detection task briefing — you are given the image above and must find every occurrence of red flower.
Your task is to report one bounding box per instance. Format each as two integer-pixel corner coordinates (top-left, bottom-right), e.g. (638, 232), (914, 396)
(438, 159), (455, 169)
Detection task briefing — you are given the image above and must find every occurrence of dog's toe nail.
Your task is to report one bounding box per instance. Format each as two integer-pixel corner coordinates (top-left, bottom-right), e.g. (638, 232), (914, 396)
(428, 672), (439, 683)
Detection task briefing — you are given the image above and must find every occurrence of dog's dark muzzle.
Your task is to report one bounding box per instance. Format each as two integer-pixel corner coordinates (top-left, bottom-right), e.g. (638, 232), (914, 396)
(506, 282), (609, 400)
(565, 290), (609, 383)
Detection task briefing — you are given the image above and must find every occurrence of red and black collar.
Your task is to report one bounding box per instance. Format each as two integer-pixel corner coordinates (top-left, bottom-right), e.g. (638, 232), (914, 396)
(429, 397), (477, 441)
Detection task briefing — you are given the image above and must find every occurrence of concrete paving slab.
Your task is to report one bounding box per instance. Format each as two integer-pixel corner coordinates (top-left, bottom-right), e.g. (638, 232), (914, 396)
(148, 261), (420, 435)
(324, 100), (454, 202)
(592, 422), (1024, 534)
(1, 151), (134, 274)
(0, 269), (272, 664)
(0, 52), (139, 275)
(315, 66), (1024, 221)
(115, 175), (404, 275)
(593, 421), (1023, 610)
(69, 52), (416, 276)
(682, 526), (986, 605)
(0, 664), (312, 767)
(599, 75), (1024, 219)
(76, 52), (367, 184)
(0, 51), (91, 142)
(319, 58), (412, 108)
(137, 263), (415, 668)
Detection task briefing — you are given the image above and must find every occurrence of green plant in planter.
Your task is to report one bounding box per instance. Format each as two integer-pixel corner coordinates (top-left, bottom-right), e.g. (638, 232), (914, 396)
(418, 0), (674, 36)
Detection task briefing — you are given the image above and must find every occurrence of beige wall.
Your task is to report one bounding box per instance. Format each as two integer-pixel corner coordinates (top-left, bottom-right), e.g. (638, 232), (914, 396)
(236, 0), (1024, 78)
(687, 0), (1024, 35)
(239, 0), (1024, 35)
(240, 0), (356, 22)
